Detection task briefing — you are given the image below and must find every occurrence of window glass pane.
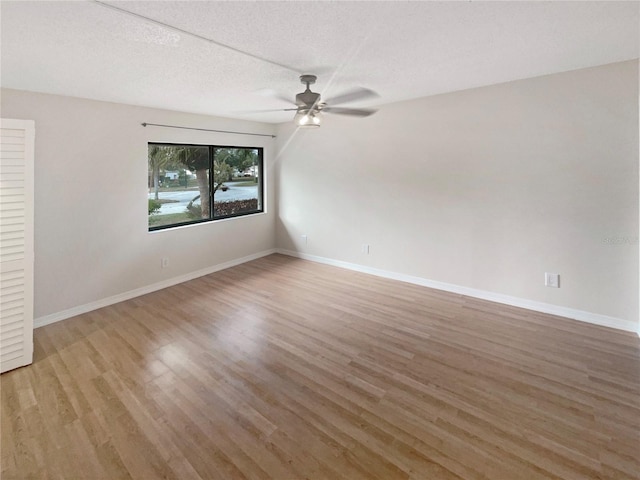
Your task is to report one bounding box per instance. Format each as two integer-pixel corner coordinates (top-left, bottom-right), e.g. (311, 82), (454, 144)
(213, 148), (261, 218)
(148, 145), (210, 229)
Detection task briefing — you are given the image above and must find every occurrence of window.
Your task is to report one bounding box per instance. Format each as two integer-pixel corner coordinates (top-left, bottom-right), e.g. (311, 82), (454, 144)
(148, 143), (263, 230)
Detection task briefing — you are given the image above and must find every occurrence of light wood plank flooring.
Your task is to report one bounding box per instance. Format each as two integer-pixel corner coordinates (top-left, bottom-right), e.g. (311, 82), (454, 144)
(2, 254), (639, 479)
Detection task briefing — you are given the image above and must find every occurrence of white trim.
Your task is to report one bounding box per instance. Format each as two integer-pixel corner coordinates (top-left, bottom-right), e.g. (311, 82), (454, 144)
(277, 249), (638, 334)
(148, 211), (268, 234)
(34, 249), (277, 329)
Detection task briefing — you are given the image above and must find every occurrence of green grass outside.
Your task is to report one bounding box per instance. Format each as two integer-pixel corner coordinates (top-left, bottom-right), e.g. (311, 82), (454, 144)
(148, 212), (191, 228)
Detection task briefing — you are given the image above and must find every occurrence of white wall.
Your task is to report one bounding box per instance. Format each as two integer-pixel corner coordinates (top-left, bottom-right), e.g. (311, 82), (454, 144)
(276, 61), (639, 329)
(1, 89), (277, 322)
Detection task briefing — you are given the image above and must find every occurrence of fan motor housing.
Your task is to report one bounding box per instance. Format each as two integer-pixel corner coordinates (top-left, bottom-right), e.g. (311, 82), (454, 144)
(296, 91), (321, 108)
(296, 74), (321, 108)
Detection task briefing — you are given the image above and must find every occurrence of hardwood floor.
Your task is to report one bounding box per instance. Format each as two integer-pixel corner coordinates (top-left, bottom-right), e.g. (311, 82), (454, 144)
(2, 254), (639, 479)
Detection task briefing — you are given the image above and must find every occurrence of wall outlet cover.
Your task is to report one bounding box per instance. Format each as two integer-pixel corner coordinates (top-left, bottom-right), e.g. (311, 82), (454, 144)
(545, 272), (560, 288)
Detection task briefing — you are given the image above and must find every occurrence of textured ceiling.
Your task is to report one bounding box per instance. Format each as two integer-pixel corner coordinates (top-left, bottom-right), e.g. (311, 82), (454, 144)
(1, 1), (638, 123)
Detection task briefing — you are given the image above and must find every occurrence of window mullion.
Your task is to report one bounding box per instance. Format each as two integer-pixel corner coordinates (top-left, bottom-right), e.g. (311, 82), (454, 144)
(209, 146), (215, 220)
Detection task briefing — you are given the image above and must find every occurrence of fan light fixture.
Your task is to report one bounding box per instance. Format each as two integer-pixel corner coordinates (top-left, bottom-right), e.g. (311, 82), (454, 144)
(296, 110), (321, 127)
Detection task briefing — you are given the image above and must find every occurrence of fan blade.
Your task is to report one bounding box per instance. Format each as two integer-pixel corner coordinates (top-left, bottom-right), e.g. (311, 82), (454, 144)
(237, 108), (298, 114)
(255, 89), (295, 105)
(272, 93), (296, 104)
(322, 107), (377, 117)
(324, 87), (378, 106)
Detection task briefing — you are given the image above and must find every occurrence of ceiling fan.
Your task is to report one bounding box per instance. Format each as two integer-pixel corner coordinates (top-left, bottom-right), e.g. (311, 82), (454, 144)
(257, 74), (379, 127)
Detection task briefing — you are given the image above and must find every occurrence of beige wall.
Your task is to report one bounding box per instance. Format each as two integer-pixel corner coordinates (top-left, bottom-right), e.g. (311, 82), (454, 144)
(2, 60), (637, 330)
(276, 61), (639, 327)
(1, 89), (277, 320)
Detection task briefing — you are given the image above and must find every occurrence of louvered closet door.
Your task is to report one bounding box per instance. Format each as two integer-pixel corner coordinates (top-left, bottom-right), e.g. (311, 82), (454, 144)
(0, 119), (34, 374)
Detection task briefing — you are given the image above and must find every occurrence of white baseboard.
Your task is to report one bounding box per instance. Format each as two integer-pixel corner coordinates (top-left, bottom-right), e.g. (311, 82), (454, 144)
(34, 249), (277, 329)
(34, 247), (638, 335)
(276, 249), (639, 334)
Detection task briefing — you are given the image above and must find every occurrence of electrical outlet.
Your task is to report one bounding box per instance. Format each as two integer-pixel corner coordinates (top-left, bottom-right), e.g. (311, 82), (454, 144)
(161, 257), (169, 269)
(545, 272), (559, 288)
(301, 234), (308, 245)
(361, 244), (370, 254)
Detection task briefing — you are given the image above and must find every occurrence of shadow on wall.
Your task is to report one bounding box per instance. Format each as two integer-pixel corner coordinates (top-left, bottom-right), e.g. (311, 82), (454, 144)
(276, 217), (303, 253)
